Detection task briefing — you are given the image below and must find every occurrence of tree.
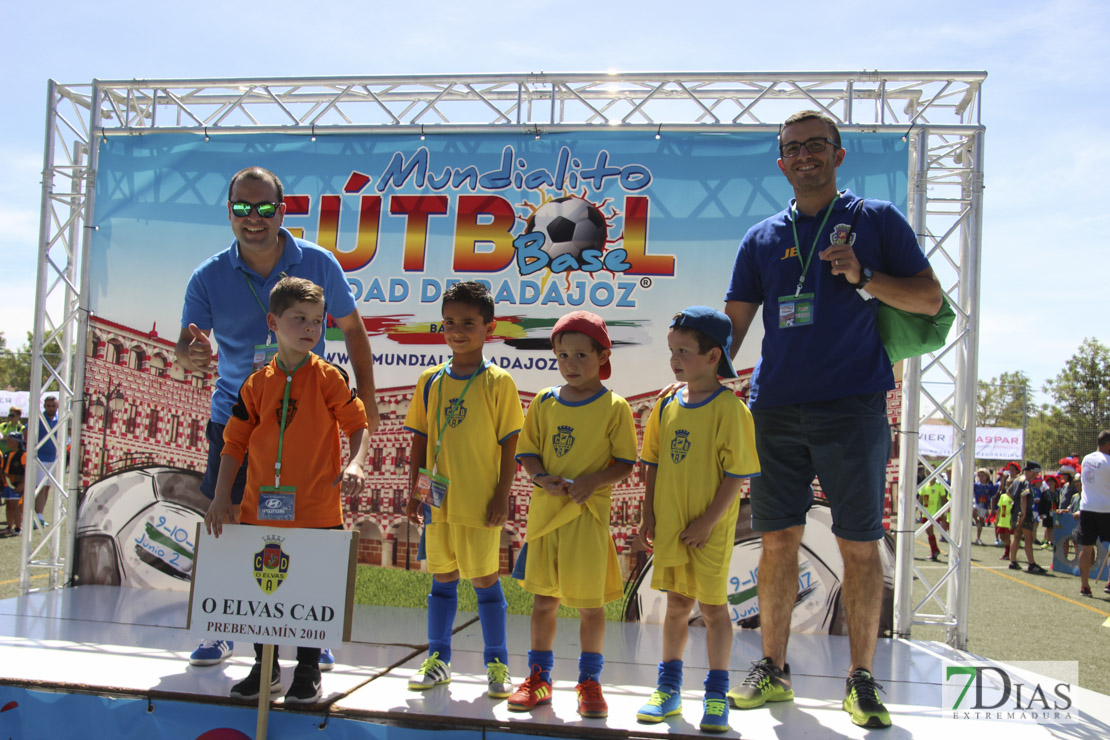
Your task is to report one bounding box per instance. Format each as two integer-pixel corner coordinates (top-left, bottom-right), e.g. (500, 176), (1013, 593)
(0, 331), (66, 392)
(1042, 338), (1110, 450)
(977, 371), (1031, 427)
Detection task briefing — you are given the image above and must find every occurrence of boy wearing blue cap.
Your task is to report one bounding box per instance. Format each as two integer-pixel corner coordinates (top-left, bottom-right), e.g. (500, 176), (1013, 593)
(636, 306), (760, 733)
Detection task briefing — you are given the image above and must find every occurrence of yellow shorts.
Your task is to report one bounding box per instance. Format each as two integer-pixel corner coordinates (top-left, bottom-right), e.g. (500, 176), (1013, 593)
(424, 521), (500, 579)
(523, 514), (622, 609)
(651, 547), (730, 606)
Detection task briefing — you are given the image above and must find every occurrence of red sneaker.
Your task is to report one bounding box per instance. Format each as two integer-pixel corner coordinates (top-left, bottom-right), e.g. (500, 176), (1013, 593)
(576, 679), (608, 718)
(508, 668), (552, 712)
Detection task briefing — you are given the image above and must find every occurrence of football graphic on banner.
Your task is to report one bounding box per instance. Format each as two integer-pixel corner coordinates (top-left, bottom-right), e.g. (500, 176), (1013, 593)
(525, 196), (607, 259)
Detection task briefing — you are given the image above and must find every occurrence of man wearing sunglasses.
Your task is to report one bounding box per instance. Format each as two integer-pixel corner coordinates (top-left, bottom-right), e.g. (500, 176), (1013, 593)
(723, 111), (942, 729)
(176, 166), (379, 673)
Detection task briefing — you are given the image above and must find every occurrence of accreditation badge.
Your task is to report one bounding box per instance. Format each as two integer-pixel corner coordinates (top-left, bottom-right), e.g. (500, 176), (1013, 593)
(416, 467), (449, 508)
(253, 342), (280, 371)
(777, 292), (814, 329)
(258, 485), (295, 520)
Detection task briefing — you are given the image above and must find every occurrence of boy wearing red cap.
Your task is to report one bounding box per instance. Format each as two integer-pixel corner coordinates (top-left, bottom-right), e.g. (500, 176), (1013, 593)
(508, 310), (637, 718)
(636, 306), (760, 733)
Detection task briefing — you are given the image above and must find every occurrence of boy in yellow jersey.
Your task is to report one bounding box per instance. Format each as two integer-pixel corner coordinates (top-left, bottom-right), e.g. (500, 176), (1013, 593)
(996, 487), (1014, 559)
(636, 306), (760, 733)
(404, 281), (525, 699)
(508, 311), (637, 719)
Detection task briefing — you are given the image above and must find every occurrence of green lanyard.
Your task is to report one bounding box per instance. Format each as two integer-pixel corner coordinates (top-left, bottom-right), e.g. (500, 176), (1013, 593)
(430, 360), (486, 471)
(272, 354), (310, 487)
(242, 271), (288, 344)
(788, 193), (839, 297)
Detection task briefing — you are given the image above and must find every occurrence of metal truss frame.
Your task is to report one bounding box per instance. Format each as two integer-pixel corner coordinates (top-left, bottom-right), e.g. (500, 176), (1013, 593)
(25, 72), (985, 649)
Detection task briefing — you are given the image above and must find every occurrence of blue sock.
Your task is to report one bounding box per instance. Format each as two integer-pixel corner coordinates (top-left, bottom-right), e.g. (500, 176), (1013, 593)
(427, 579), (458, 664)
(658, 659), (683, 693)
(578, 652), (604, 684)
(474, 580), (508, 665)
(704, 669), (729, 698)
(528, 649), (554, 684)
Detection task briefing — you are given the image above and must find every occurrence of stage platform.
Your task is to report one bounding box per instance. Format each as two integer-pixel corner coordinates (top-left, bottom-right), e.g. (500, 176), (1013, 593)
(0, 585), (1106, 738)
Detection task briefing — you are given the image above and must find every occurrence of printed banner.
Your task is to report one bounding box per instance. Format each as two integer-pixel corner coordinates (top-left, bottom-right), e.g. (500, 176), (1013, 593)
(919, 426), (1024, 460)
(89, 131), (909, 396)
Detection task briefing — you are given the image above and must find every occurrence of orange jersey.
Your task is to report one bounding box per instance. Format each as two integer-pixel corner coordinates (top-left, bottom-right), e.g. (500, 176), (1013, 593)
(223, 353), (366, 528)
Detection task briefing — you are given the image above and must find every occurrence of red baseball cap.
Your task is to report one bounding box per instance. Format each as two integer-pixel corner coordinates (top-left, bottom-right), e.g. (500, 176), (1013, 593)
(551, 310), (612, 380)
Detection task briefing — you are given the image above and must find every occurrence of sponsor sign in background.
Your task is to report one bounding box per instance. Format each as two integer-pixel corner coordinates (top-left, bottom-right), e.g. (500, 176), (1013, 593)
(89, 131), (909, 396)
(918, 425), (1024, 460)
(188, 525), (358, 649)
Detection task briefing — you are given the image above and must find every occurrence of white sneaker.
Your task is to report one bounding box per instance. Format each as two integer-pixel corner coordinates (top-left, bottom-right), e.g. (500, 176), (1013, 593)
(487, 659), (512, 698)
(408, 652), (451, 690)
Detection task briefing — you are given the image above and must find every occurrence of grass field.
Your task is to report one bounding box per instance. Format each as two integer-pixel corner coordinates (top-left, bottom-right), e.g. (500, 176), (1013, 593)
(2, 521), (1107, 697)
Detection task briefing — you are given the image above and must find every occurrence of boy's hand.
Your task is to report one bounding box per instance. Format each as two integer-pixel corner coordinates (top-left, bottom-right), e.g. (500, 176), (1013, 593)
(204, 498), (239, 538)
(680, 514), (715, 550)
(333, 462), (367, 496)
(637, 514), (655, 550)
(565, 474), (598, 505)
(486, 496), (509, 528)
(406, 495), (424, 525)
(539, 475), (571, 496)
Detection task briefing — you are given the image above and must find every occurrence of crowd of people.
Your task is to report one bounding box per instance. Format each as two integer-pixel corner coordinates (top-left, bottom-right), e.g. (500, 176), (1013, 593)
(925, 449), (1110, 596)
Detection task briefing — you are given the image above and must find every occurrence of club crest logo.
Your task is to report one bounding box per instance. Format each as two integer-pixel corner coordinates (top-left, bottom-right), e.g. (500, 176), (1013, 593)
(670, 429), (691, 464)
(445, 398), (467, 427)
(253, 534), (290, 595)
(830, 224), (857, 247)
(273, 398), (298, 427)
(552, 425), (575, 457)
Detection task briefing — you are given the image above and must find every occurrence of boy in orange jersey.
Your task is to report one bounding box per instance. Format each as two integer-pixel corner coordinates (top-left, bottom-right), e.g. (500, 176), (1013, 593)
(205, 276), (369, 705)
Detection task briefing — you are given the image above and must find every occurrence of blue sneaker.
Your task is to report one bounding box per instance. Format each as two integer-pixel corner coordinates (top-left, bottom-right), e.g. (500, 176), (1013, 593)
(319, 648), (335, 672)
(190, 640), (233, 666)
(700, 695), (729, 733)
(637, 687), (682, 723)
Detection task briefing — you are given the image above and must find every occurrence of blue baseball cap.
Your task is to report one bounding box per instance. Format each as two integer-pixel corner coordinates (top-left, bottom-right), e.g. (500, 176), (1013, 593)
(670, 306), (738, 379)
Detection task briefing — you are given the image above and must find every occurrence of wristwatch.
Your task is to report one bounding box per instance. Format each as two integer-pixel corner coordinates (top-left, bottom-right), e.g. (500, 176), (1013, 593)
(851, 267), (873, 290)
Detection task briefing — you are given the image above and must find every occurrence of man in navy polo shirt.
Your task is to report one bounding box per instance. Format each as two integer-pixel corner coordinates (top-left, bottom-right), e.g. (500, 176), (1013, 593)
(176, 166), (379, 671)
(723, 111), (942, 729)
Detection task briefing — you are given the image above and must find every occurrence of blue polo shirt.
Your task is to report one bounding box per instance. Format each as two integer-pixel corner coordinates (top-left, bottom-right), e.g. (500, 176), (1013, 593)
(726, 190), (929, 409)
(37, 412), (57, 463)
(181, 228), (358, 425)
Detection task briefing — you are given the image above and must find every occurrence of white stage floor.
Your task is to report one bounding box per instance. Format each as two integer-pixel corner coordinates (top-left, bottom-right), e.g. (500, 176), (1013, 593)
(1, 585), (1107, 738)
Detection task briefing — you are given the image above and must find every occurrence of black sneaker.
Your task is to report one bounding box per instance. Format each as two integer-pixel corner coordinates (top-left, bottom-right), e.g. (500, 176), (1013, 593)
(230, 661), (281, 700)
(1008, 561), (1021, 570)
(843, 668), (891, 728)
(284, 663), (322, 705)
(1027, 563), (1046, 574)
(727, 657), (794, 709)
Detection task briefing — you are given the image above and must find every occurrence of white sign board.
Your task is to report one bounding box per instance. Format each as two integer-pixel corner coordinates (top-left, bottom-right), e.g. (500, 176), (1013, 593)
(187, 525), (358, 648)
(917, 426), (1024, 460)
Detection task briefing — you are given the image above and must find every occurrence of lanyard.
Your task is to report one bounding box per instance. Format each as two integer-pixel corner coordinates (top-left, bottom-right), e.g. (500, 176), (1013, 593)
(272, 354), (310, 486)
(242, 270), (288, 344)
(788, 193), (840, 297)
(430, 360), (486, 471)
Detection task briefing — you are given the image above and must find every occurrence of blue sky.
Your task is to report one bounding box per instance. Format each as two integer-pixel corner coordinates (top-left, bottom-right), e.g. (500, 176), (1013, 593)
(2, 0), (1106, 402)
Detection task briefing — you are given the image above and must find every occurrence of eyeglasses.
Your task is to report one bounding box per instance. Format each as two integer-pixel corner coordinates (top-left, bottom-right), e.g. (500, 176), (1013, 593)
(230, 201), (279, 218)
(779, 136), (839, 158)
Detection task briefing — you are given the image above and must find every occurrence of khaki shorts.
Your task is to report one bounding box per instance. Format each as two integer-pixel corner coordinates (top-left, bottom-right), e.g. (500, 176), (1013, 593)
(424, 521), (500, 579)
(523, 514), (622, 609)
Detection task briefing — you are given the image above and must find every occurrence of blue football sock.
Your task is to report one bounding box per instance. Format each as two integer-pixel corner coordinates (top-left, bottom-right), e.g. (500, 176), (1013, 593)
(427, 578), (458, 664)
(528, 649), (555, 685)
(474, 580), (508, 665)
(659, 659), (684, 693)
(578, 651), (604, 684)
(704, 669), (729, 698)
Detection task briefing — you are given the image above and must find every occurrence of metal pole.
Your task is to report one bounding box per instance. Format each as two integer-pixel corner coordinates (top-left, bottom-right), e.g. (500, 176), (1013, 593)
(893, 128), (929, 639)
